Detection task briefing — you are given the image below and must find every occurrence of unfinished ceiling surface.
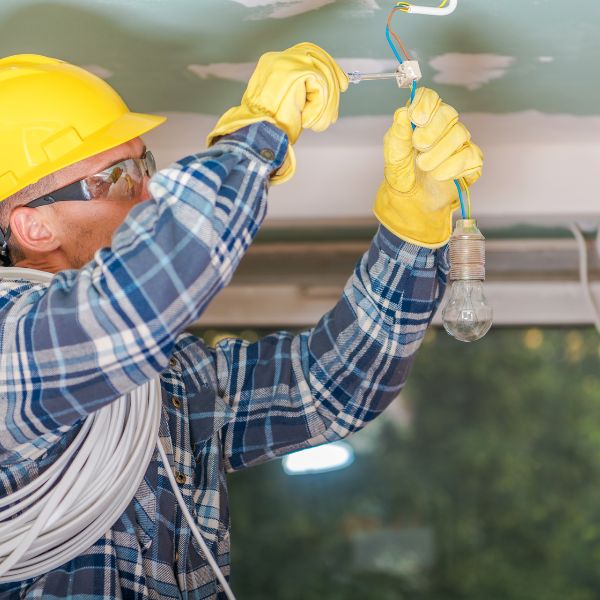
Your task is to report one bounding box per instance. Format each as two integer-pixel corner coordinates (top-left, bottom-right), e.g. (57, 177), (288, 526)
(0, 0), (598, 226)
(0, 0), (594, 115)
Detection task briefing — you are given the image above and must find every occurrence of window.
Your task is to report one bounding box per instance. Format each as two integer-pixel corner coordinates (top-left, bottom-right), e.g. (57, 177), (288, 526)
(223, 327), (600, 599)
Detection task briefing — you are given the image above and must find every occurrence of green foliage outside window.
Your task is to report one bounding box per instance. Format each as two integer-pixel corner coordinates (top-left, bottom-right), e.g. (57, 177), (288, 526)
(228, 328), (600, 600)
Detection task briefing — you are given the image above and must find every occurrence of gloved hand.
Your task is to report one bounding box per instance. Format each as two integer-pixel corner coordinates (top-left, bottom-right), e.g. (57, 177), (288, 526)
(206, 42), (348, 184)
(373, 87), (483, 248)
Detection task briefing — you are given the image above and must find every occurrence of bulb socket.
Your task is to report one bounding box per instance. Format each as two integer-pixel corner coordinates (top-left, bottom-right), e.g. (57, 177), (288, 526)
(448, 219), (486, 281)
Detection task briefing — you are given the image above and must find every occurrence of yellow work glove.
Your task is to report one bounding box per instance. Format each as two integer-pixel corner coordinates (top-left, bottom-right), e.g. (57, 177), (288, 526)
(206, 42), (348, 184)
(373, 87), (483, 248)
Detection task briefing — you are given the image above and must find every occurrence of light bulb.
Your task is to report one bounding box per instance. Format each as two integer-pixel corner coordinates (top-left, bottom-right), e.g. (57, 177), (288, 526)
(442, 280), (492, 342)
(442, 219), (493, 342)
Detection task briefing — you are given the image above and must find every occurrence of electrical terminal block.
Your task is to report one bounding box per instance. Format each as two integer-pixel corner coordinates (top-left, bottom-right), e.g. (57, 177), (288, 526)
(395, 61), (421, 88)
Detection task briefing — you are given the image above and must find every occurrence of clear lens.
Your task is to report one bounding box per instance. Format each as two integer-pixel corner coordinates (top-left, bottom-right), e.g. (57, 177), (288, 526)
(82, 158), (145, 201)
(442, 280), (493, 343)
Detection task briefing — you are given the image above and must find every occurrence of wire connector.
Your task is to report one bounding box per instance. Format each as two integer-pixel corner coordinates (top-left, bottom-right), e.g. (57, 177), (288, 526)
(395, 61), (421, 88)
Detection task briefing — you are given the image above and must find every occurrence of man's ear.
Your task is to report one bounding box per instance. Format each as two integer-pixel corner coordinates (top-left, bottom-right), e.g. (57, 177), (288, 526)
(10, 207), (60, 255)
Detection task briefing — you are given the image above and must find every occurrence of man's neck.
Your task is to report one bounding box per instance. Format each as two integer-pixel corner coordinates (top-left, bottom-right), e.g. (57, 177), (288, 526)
(15, 255), (70, 274)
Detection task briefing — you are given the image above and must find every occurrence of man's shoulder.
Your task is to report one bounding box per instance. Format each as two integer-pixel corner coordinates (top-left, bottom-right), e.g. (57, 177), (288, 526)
(173, 331), (210, 358)
(0, 277), (45, 315)
(171, 332), (217, 384)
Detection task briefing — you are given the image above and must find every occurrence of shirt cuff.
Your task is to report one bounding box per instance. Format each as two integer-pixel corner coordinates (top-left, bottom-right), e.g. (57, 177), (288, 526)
(373, 225), (448, 269)
(216, 122), (289, 174)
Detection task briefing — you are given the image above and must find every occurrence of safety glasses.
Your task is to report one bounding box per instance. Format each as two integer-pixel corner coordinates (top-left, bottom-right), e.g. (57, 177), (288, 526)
(25, 150), (157, 208)
(0, 150), (156, 266)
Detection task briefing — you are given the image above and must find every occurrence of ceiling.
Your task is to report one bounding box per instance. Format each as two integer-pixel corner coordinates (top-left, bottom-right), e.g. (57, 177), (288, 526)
(0, 0), (599, 228)
(0, 0), (596, 116)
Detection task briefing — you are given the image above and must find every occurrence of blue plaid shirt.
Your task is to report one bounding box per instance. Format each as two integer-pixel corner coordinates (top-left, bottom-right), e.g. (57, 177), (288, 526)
(0, 122), (448, 599)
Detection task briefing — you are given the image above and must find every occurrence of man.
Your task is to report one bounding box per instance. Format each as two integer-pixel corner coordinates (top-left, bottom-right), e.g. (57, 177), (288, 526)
(0, 44), (482, 598)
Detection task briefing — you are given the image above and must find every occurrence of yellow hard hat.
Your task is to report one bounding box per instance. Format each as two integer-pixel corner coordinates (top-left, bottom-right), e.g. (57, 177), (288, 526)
(0, 54), (166, 203)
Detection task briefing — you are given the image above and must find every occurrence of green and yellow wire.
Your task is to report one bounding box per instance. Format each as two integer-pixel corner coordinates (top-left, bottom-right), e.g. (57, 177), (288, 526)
(462, 179), (472, 219)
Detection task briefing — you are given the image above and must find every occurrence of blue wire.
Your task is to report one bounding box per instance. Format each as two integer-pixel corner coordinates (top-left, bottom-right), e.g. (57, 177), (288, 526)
(410, 80), (467, 219)
(410, 81), (417, 131)
(454, 180), (467, 220)
(385, 25), (405, 64)
(387, 19), (468, 220)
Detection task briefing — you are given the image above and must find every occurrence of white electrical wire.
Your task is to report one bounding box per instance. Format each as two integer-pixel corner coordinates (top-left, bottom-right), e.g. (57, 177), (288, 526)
(570, 224), (600, 335)
(404, 0), (458, 16)
(0, 267), (236, 600)
(156, 443), (234, 598)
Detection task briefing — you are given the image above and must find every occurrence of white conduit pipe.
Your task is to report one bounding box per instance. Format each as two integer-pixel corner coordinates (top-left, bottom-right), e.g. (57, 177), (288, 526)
(570, 225), (600, 335)
(404, 0), (458, 16)
(0, 267), (236, 600)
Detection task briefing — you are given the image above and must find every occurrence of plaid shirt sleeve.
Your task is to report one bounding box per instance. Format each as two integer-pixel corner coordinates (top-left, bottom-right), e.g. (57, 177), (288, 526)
(0, 122), (288, 457)
(216, 226), (449, 471)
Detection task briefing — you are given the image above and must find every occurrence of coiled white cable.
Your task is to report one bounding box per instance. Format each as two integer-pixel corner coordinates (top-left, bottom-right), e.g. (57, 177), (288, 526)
(0, 268), (236, 600)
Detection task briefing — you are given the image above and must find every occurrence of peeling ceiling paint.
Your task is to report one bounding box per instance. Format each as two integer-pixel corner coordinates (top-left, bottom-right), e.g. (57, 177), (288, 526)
(187, 63), (256, 84)
(231, 0), (337, 20)
(231, 0), (379, 19)
(430, 53), (515, 91)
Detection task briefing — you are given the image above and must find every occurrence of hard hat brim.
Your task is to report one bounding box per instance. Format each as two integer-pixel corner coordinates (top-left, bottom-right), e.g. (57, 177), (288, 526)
(48, 110), (167, 178)
(3, 111), (166, 201)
